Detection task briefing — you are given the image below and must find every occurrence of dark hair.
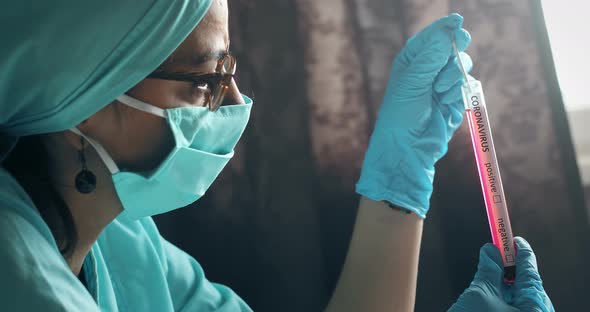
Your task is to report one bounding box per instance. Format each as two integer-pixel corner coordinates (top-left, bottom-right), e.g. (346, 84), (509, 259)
(3, 135), (78, 257)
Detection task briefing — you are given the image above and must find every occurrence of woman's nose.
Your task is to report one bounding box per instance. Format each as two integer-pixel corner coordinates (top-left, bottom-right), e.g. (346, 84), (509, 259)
(221, 78), (244, 106)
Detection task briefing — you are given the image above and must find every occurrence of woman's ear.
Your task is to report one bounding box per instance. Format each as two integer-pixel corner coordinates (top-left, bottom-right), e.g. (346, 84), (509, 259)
(38, 130), (84, 167)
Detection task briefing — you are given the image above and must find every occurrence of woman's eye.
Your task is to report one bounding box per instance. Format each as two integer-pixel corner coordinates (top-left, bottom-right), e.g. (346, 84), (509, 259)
(189, 80), (212, 106)
(192, 80), (210, 90)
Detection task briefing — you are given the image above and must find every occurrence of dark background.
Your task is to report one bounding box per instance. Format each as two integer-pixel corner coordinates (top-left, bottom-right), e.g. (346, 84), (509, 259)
(155, 0), (590, 311)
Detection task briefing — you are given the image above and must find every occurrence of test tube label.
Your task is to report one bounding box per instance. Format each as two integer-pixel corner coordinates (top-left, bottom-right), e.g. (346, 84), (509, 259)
(463, 82), (517, 268)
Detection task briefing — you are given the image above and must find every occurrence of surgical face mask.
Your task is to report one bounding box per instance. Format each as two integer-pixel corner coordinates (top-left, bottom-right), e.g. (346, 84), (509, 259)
(71, 94), (252, 219)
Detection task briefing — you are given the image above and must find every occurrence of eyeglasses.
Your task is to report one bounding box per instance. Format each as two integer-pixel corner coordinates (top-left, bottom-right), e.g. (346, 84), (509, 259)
(147, 53), (237, 112)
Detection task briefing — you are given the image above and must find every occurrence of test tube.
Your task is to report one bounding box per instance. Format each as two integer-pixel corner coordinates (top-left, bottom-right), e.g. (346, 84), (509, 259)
(453, 39), (517, 283)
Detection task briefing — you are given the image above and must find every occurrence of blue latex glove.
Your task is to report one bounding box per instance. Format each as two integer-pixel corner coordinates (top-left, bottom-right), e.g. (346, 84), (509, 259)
(449, 237), (554, 312)
(356, 14), (473, 217)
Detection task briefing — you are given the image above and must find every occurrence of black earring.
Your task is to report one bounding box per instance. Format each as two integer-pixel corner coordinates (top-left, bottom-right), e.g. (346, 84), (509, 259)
(75, 137), (97, 194)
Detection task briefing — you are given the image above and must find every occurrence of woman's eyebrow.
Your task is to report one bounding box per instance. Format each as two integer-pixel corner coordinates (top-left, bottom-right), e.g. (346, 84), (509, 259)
(175, 49), (228, 69)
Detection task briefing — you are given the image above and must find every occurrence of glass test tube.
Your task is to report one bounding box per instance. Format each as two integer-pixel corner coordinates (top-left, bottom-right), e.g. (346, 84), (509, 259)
(462, 80), (516, 283)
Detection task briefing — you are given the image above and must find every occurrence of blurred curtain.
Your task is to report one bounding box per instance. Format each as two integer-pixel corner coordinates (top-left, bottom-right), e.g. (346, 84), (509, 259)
(155, 0), (590, 311)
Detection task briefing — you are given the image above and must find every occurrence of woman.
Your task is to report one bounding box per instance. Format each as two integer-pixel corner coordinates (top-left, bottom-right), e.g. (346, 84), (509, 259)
(0, 0), (552, 311)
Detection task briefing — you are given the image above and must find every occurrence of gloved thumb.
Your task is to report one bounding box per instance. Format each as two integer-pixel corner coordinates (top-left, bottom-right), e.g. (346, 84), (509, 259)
(513, 237), (543, 290)
(472, 243), (504, 288)
(511, 237), (554, 311)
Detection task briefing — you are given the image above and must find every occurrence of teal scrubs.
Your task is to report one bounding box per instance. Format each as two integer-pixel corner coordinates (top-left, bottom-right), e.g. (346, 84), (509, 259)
(0, 0), (254, 310)
(0, 168), (253, 311)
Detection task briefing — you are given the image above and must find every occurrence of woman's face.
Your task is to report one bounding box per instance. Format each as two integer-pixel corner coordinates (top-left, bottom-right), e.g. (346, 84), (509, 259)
(78, 0), (241, 172)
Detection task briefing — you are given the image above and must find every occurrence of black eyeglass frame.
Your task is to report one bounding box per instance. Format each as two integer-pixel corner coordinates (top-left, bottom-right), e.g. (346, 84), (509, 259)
(147, 53), (237, 112)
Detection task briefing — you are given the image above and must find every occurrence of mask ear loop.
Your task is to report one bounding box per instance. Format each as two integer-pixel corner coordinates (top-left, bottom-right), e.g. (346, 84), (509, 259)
(69, 95), (167, 175)
(70, 127), (120, 174)
(117, 95), (166, 118)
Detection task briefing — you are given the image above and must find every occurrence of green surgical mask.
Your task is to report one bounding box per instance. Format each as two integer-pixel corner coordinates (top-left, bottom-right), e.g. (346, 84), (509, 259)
(72, 94), (252, 219)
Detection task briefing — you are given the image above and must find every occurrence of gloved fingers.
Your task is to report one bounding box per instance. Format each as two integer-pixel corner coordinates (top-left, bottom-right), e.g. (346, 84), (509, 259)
(442, 101), (464, 141)
(511, 286), (554, 312)
(450, 97), (466, 131)
(437, 82), (463, 105)
(414, 110), (449, 161)
(448, 289), (514, 312)
(454, 27), (471, 52)
(434, 52), (473, 93)
(404, 13), (464, 59)
(402, 28), (471, 88)
(397, 13), (470, 71)
(513, 237), (544, 291)
(472, 243), (504, 289)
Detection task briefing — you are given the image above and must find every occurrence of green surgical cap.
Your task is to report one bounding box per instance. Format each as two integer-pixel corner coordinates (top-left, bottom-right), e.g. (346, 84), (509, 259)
(0, 0), (213, 160)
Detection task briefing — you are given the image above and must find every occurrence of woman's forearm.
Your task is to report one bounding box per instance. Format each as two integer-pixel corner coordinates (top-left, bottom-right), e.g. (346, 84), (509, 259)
(325, 196), (423, 312)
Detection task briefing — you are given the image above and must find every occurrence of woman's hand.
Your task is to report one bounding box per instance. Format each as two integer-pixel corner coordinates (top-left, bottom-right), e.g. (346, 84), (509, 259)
(449, 237), (554, 312)
(356, 13), (472, 218)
